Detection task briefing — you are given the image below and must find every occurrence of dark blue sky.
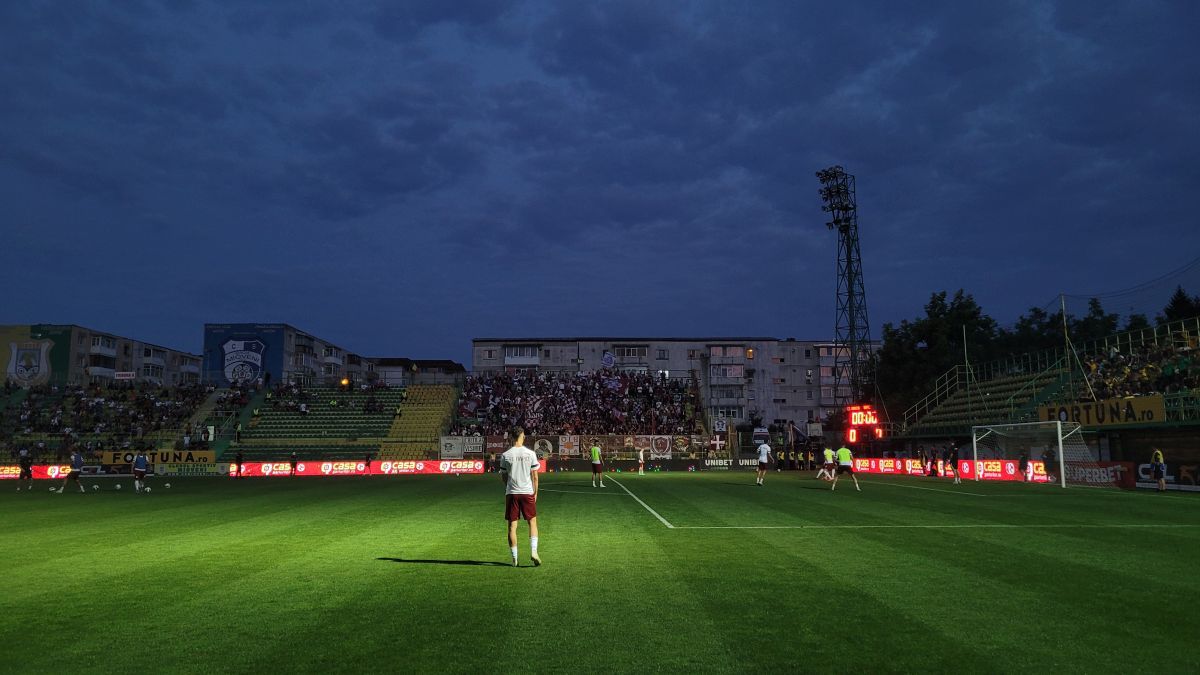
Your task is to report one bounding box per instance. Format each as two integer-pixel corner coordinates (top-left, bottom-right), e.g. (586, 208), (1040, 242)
(2, 1), (1198, 363)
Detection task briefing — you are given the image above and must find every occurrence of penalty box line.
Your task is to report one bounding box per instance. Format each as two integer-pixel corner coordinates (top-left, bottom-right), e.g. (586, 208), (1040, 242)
(608, 477), (675, 529)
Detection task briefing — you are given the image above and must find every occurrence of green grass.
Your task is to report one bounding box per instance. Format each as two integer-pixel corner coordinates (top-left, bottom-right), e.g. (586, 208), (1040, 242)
(3, 471), (1197, 673)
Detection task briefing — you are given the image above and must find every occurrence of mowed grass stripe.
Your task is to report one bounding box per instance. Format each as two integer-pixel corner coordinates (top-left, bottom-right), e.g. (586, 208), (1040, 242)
(3, 472), (1197, 672)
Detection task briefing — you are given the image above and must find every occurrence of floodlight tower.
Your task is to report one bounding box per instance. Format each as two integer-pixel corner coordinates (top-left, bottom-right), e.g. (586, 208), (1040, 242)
(816, 165), (874, 405)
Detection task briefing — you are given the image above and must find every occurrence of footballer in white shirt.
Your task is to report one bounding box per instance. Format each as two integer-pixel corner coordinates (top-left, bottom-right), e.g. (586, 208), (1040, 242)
(755, 442), (773, 486)
(499, 426), (541, 567)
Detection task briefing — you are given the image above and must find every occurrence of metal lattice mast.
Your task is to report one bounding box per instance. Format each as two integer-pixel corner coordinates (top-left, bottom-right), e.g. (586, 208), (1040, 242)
(817, 165), (874, 404)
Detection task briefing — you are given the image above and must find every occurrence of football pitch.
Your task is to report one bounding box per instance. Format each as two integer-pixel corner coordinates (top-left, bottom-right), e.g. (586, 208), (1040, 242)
(3, 471), (1197, 673)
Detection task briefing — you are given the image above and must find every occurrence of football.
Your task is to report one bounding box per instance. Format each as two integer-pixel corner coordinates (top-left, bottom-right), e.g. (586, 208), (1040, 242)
(49, 487), (56, 492)
(115, 484), (122, 490)
(164, 483), (171, 489)
(144, 487), (152, 493)
(92, 485), (99, 491)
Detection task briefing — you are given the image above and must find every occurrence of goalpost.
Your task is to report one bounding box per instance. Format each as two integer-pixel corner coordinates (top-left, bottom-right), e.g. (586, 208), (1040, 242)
(971, 420), (1111, 488)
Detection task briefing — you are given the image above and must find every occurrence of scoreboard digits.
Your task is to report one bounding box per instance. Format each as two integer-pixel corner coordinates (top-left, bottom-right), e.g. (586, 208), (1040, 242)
(845, 404), (883, 444)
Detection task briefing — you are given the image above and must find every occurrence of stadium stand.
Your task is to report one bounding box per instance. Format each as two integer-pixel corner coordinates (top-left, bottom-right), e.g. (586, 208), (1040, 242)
(450, 370), (703, 436)
(903, 317), (1200, 437)
(379, 384), (457, 460)
(231, 383), (412, 461)
(1, 382), (213, 460)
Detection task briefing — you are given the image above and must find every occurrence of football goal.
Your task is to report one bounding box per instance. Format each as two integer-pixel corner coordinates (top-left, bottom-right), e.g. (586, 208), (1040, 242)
(971, 421), (1112, 488)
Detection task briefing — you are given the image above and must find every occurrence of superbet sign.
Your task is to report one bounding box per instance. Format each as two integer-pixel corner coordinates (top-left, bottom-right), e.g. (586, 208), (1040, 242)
(844, 404), (883, 444)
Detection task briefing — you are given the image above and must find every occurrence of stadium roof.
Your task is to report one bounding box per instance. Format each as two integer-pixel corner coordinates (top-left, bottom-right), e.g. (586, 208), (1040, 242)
(368, 357), (465, 372)
(471, 337), (832, 343)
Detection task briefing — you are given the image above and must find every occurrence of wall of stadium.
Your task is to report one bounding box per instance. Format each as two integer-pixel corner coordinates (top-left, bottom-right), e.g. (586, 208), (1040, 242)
(1, 324), (200, 387)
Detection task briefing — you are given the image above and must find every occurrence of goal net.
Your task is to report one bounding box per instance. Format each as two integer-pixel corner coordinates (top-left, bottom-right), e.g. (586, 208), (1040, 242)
(970, 421), (1113, 488)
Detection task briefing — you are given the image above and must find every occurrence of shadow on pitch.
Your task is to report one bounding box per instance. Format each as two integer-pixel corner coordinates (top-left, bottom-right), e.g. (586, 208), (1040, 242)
(376, 557), (512, 567)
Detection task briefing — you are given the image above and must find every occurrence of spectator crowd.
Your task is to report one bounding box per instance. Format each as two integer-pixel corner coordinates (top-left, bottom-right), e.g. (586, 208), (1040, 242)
(1082, 337), (1199, 400)
(1, 382), (213, 460)
(450, 370), (701, 436)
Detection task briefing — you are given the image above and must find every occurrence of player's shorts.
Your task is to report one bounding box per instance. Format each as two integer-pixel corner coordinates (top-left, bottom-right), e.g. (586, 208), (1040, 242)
(758, 461), (768, 470)
(18, 467), (32, 479)
(505, 494), (537, 522)
(824, 462), (837, 471)
(134, 469), (146, 479)
(591, 462), (603, 474)
(68, 470), (81, 481)
(1153, 465), (1166, 480)
(836, 463), (854, 475)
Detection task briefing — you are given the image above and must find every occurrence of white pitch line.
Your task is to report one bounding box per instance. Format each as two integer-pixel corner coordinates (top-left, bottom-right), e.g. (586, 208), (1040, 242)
(859, 480), (989, 497)
(608, 477), (675, 529)
(672, 524), (1200, 530)
(540, 488), (627, 496)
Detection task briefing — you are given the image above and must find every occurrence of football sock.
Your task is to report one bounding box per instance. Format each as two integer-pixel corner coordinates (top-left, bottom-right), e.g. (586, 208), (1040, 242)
(510, 546), (518, 560)
(531, 537), (538, 555)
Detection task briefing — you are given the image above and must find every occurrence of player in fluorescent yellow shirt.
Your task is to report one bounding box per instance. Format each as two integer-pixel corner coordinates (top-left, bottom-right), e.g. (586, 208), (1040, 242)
(831, 445), (860, 492)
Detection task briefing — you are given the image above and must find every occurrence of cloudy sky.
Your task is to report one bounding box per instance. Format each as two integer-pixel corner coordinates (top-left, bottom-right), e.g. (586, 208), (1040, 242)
(2, 0), (1197, 363)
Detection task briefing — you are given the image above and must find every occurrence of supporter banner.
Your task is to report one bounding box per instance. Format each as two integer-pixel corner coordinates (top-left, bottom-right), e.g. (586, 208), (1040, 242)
(0, 464), (72, 480)
(440, 437), (464, 459)
(486, 436), (508, 454)
(559, 435), (580, 456)
(158, 463), (230, 477)
(1039, 396), (1166, 427)
(531, 436), (557, 457)
(672, 436), (692, 455)
(105, 450), (216, 464)
(649, 435), (672, 460)
(462, 436), (484, 454)
(633, 436), (652, 451)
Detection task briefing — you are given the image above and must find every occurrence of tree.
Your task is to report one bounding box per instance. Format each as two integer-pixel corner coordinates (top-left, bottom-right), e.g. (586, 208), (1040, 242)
(875, 290), (999, 418)
(1157, 286), (1200, 324)
(1071, 298), (1121, 344)
(1123, 313), (1151, 332)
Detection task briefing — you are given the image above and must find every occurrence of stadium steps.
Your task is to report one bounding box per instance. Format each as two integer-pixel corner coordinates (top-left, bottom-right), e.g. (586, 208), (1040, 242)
(379, 385), (455, 460)
(903, 369), (1066, 437)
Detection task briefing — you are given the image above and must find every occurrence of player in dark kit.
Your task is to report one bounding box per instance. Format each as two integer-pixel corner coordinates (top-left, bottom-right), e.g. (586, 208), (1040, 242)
(17, 449), (34, 491)
(58, 449), (87, 494)
(235, 450), (244, 478)
(289, 451), (298, 477)
(945, 443), (961, 484)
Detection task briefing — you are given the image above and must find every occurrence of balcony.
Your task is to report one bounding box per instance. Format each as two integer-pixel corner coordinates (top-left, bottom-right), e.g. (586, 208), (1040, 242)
(708, 355), (744, 365)
(324, 354), (342, 365)
(708, 375), (744, 386)
(90, 343), (117, 358)
(504, 356), (540, 366)
(180, 362), (200, 374)
(87, 366), (115, 378)
(144, 354), (166, 367)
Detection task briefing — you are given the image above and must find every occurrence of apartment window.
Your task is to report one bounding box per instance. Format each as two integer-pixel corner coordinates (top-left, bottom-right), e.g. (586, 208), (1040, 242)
(773, 398), (787, 403)
(484, 349), (496, 360)
(615, 346), (647, 358)
(76, 355), (86, 367)
(78, 333), (85, 345)
(804, 349), (811, 359)
(771, 357), (784, 364)
(656, 349), (668, 360)
(143, 347), (152, 358)
(141, 364), (164, 378)
(710, 346), (724, 357)
(543, 350), (551, 358)
(504, 346), (538, 358)
(725, 346), (745, 358)
(687, 349), (701, 359)
(807, 390), (814, 400)
(820, 366), (833, 378)
(824, 347), (832, 356)
(710, 406), (744, 419)
(772, 377), (786, 384)
(822, 387), (833, 398)
(746, 348), (755, 359)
